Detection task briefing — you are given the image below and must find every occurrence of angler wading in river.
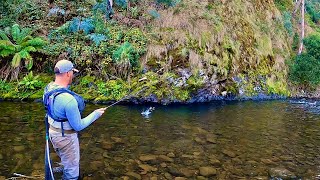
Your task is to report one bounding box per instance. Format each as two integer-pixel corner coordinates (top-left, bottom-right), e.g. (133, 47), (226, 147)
(43, 59), (106, 180)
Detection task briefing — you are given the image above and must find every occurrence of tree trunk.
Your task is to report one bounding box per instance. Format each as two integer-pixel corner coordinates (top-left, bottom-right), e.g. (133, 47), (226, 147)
(298, 0), (305, 55)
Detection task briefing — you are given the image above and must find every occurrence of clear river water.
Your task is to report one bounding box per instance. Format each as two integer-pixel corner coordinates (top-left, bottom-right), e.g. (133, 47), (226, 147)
(1, 100), (320, 179)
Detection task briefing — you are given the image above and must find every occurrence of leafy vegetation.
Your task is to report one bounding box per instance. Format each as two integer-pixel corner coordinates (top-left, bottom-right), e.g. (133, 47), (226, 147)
(0, 24), (47, 80)
(306, 0), (320, 24)
(0, 0), (319, 102)
(18, 71), (44, 92)
(274, 0), (293, 12)
(289, 33), (320, 86)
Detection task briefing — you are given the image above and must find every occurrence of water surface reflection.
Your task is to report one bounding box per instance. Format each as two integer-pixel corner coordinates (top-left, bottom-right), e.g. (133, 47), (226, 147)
(0, 100), (320, 179)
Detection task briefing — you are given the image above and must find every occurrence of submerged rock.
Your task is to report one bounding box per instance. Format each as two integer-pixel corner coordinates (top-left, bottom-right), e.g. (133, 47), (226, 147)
(222, 149), (236, 158)
(139, 155), (158, 162)
(13, 145), (25, 152)
(179, 167), (198, 177)
(158, 155), (174, 162)
(126, 172), (141, 180)
(139, 164), (157, 173)
(199, 167), (217, 177)
(269, 167), (296, 179)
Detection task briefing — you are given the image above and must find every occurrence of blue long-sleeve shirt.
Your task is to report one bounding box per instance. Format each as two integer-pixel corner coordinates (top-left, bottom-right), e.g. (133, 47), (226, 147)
(45, 82), (101, 131)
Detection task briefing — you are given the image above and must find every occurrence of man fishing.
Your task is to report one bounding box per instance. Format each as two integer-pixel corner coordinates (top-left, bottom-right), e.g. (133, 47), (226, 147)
(43, 59), (106, 179)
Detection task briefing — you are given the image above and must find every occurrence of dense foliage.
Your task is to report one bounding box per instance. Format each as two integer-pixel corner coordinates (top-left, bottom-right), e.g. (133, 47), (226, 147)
(289, 33), (320, 86)
(0, 24), (47, 80)
(306, 0), (320, 24)
(0, 0), (319, 102)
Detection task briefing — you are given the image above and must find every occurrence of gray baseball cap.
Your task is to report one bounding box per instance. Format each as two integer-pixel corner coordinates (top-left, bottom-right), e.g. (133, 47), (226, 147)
(54, 60), (79, 74)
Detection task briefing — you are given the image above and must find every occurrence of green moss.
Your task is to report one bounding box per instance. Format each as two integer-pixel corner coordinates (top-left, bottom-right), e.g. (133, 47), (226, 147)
(28, 90), (44, 99)
(173, 87), (190, 101)
(37, 73), (54, 84)
(187, 75), (204, 92)
(266, 77), (290, 96)
(225, 81), (238, 95)
(255, 35), (273, 57)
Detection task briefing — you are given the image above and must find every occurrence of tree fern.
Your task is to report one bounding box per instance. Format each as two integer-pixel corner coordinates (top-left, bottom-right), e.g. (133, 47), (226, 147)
(113, 42), (135, 64)
(0, 40), (15, 57)
(0, 24), (47, 79)
(112, 42), (136, 79)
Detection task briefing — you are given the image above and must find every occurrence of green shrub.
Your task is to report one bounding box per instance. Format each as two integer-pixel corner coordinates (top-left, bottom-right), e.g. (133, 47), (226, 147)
(47, 13), (147, 80)
(289, 33), (320, 86)
(0, 0), (45, 29)
(289, 54), (320, 86)
(274, 0), (293, 12)
(306, 1), (320, 24)
(0, 80), (13, 93)
(97, 79), (129, 100)
(303, 33), (320, 59)
(266, 78), (290, 96)
(18, 71), (44, 92)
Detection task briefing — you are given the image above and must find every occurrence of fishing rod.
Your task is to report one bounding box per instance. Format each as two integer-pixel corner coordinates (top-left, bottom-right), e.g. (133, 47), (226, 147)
(103, 86), (148, 109)
(81, 80), (149, 160)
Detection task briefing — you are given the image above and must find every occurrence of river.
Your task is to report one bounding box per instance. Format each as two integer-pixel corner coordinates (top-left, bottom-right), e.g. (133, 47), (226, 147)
(0, 100), (320, 179)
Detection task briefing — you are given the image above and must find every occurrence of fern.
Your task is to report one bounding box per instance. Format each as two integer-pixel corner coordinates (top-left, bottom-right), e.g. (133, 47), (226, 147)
(80, 18), (95, 35)
(23, 37), (48, 49)
(0, 24), (47, 78)
(87, 33), (107, 46)
(11, 24), (21, 43)
(69, 18), (81, 33)
(18, 71), (43, 91)
(68, 17), (95, 35)
(112, 42), (138, 79)
(0, 30), (9, 40)
(0, 40), (15, 57)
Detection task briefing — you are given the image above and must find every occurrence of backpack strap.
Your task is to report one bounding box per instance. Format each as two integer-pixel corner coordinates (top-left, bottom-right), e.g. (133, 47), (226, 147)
(44, 88), (70, 136)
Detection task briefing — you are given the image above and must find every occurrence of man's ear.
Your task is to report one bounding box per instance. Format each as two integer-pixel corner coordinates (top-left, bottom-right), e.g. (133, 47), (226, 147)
(66, 71), (71, 77)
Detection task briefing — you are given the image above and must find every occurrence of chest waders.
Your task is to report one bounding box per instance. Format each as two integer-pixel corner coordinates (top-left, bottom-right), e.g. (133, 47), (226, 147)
(43, 88), (85, 180)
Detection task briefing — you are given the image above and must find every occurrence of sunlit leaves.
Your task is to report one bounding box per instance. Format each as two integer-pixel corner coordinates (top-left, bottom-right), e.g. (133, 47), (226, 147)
(12, 53), (21, 68)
